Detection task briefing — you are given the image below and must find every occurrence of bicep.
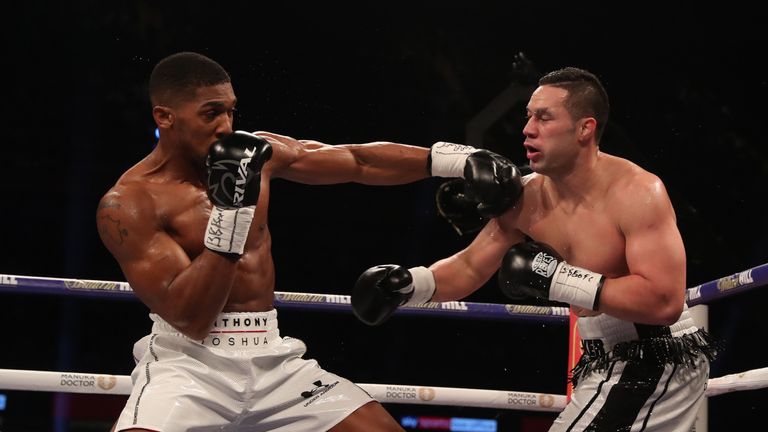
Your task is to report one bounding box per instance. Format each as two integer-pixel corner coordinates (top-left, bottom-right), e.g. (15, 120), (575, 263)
(96, 194), (190, 311)
(621, 189), (687, 298)
(256, 131), (359, 184)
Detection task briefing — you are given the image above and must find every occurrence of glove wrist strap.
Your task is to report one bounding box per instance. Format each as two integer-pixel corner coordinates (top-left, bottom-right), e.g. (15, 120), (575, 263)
(549, 262), (604, 310)
(429, 142), (478, 178)
(204, 205), (256, 255)
(402, 266), (436, 306)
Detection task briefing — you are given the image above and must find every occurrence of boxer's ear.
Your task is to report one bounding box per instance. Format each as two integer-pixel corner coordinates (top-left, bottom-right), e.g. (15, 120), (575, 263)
(577, 118), (596, 142)
(153, 105), (174, 128)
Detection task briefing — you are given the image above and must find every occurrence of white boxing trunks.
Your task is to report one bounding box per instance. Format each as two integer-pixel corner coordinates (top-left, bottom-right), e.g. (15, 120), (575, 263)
(114, 310), (374, 432)
(551, 305), (717, 432)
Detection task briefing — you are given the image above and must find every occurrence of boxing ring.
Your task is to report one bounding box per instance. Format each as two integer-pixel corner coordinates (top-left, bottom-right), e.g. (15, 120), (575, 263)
(1, 263), (767, 429)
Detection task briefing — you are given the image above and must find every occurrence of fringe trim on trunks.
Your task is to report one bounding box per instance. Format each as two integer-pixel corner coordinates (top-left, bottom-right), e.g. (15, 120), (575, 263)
(570, 328), (720, 386)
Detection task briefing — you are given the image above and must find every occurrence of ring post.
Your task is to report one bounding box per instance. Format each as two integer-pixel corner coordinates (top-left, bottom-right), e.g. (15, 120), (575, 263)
(690, 304), (709, 432)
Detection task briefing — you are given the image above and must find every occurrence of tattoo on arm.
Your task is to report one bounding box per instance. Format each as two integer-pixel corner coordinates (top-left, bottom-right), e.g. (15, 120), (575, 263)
(98, 215), (128, 245)
(97, 198), (128, 245)
(98, 200), (121, 211)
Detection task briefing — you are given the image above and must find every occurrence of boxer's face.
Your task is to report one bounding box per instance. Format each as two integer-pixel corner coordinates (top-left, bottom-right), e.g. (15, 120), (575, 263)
(181, 83), (237, 159)
(523, 85), (581, 175)
(157, 83), (237, 161)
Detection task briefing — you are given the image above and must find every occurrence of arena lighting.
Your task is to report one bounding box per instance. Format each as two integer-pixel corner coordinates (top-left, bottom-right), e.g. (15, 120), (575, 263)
(0, 393), (6, 410)
(400, 415), (497, 431)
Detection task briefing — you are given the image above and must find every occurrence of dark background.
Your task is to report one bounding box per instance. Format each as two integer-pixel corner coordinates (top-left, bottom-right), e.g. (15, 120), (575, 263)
(2, 1), (767, 431)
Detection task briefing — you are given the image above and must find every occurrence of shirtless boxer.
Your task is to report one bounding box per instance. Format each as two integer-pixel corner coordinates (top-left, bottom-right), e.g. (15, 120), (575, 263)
(96, 51), (520, 432)
(353, 67), (717, 431)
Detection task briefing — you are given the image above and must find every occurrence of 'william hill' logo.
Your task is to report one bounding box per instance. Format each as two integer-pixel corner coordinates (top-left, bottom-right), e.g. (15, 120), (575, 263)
(0, 275), (18, 285)
(716, 269), (754, 292)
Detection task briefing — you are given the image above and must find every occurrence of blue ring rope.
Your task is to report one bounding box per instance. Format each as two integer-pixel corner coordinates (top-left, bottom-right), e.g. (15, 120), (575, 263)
(1, 263), (765, 322)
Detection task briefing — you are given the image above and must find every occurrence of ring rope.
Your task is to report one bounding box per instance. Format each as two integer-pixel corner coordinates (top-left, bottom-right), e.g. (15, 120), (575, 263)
(0, 273), (568, 322)
(2, 262), (767, 322)
(1, 367), (765, 412)
(1, 266), (766, 414)
(685, 262), (768, 306)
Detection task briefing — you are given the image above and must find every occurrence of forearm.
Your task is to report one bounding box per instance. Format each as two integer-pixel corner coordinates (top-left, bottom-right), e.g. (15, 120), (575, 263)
(163, 250), (238, 339)
(339, 142), (429, 185)
(596, 275), (684, 325)
(432, 219), (520, 302)
(430, 254), (488, 302)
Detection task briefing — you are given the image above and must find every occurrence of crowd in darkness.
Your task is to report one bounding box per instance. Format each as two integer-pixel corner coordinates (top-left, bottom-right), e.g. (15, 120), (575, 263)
(2, 2), (767, 430)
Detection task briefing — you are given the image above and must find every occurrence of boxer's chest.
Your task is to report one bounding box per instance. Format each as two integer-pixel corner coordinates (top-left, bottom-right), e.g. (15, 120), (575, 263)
(158, 183), (272, 259)
(521, 204), (628, 278)
(159, 186), (210, 257)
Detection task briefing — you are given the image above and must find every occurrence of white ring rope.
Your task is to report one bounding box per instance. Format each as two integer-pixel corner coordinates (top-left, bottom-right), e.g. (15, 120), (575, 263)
(1, 267), (767, 414)
(0, 367), (765, 412)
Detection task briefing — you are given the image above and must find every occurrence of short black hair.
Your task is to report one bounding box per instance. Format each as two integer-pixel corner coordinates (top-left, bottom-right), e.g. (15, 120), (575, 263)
(149, 52), (231, 106)
(539, 67), (610, 143)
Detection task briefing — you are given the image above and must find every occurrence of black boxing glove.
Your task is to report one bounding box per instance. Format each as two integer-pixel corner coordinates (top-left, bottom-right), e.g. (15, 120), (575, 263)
(352, 265), (436, 326)
(204, 131), (272, 254)
(436, 179), (489, 236)
(498, 241), (604, 310)
(465, 150), (523, 218)
(428, 142), (523, 218)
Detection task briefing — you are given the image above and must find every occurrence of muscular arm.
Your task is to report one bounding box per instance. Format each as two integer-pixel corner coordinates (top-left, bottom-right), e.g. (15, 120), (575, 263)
(430, 218), (526, 302)
(597, 177), (686, 325)
(258, 131), (429, 185)
(97, 187), (236, 340)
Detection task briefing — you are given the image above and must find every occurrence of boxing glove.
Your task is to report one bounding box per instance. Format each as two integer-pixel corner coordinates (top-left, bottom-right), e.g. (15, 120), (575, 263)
(435, 179), (489, 236)
(204, 131), (272, 254)
(352, 265), (435, 326)
(428, 142), (523, 218)
(498, 241), (604, 310)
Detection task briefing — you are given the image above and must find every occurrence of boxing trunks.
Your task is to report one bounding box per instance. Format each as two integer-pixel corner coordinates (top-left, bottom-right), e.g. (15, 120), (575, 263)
(550, 305), (718, 431)
(114, 310), (374, 431)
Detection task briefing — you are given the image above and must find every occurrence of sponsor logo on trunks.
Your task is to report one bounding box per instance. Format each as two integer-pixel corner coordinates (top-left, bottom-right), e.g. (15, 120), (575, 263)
(532, 252), (558, 277)
(0, 275), (18, 285)
(301, 380), (340, 407)
(716, 269), (754, 293)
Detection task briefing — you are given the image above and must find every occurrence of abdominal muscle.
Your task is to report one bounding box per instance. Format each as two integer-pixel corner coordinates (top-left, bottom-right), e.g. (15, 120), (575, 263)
(222, 227), (277, 312)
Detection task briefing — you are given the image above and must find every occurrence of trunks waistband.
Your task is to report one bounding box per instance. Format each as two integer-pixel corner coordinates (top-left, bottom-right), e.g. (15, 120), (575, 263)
(150, 310), (280, 348)
(576, 305), (699, 350)
(571, 328), (719, 386)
